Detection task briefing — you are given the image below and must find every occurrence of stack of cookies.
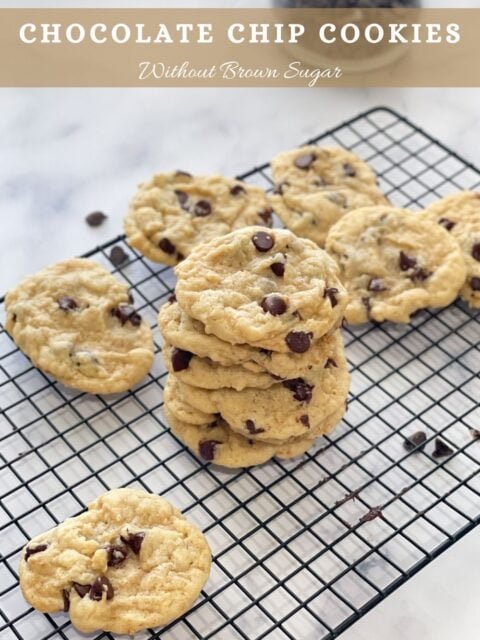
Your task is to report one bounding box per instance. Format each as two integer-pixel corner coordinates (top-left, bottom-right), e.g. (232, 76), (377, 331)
(159, 226), (350, 468)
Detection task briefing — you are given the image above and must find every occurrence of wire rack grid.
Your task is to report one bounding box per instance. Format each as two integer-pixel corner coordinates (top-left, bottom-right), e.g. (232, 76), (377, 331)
(0, 106), (479, 640)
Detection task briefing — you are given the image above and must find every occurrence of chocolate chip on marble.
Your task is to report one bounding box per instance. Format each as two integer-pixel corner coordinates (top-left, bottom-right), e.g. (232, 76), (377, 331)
(62, 588), (70, 612)
(105, 544), (128, 567)
(471, 277), (480, 291)
(472, 242), (480, 261)
(24, 543), (49, 561)
(58, 296), (78, 311)
(432, 438), (454, 459)
(285, 331), (312, 353)
(199, 440), (221, 461)
(73, 582), (91, 598)
(294, 153), (315, 170)
(110, 305), (142, 327)
(403, 430), (427, 452)
(343, 162), (356, 177)
(252, 231), (274, 252)
(270, 262), (285, 277)
(85, 211), (107, 227)
(194, 200), (212, 217)
(300, 414), (310, 427)
(324, 287), (339, 308)
(438, 217), (455, 231)
(245, 420), (265, 435)
(109, 245), (129, 267)
(159, 238), (176, 255)
(411, 268), (431, 282)
(230, 184), (246, 196)
(325, 358), (337, 368)
(89, 576), (114, 601)
(282, 378), (313, 403)
(171, 347), (193, 372)
(120, 532), (145, 555)
(260, 295), (287, 316)
(399, 251), (417, 271)
(367, 278), (387, 292)
(258, 208), (273, 225)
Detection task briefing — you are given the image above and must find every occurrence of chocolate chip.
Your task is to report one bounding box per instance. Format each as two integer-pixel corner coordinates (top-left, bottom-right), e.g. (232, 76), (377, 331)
(159, 238), (176, 255)
(194, 200), (212, 217)
(252, 231), (274, 252)
(471, 277), (480, 291)
(472, 243), (480, 261)
(325, 358), (337, 368)
(324, 287), (339, 308)
(438, 217), (455, 231)
(432, 438), (454, 459)
(25, 543), (48, 561)
(105, 544), (128, 567)
(168, 293), (177, 304)
(245, 420), (265, 435)
(399, 251), (417, 271)
(294, 153), (315, 170)
(85, 211), (107, 227)
(343, 162), (356, 177)
(109, 245), (128, 267)
(175, 170), (192, 178)
(469, 428), (480, 440)
(285, 331), (312, 353)
(176, 251), (184, 261)
(230, 184), (246, 196)
(367, 278), (387, 292)
(359, 506), (383, 524)
(89, 576), (114, 601)
(120, 532), (145, 555)
(258, 208), (273, 225)
(411, 268), (431, 282)
(62, 588), (70, 612)
(128, 291), (134, 304)
(110, 305), (142, 327)
(273, 181), (289, 195)
(282, 378), (313, 403)
(300, 414), (310, 427)
(403, 430), (427, 452)
(199, 440), (221, 461)
(58, 296), (78, 311)
(73, 582), (91, 598)
(174, 190), (189, 208)
(171, 348), (193, 372)
(270, 262), (285, 277)
(260, 295), (287, 316)
(362, 296), (372, 315)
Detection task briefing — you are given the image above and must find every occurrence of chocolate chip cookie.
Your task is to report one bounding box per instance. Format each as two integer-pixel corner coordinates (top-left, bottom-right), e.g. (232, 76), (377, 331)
(19, 489), (211, 635)
(423, 191), (480, 307)
(175, 227), (347, 352)
(269, 145), (388, 247)
(124, 172), (273, 266)
(325, 206), (467, 324)
(5, 259), (154, 393)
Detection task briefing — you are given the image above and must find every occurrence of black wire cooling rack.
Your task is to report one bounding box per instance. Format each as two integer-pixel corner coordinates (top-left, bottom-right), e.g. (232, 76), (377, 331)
(1, 106), (480, 640)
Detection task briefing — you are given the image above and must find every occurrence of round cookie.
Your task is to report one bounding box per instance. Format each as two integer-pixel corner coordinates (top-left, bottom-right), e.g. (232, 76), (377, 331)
(124, 172), (273, 266)
(269, 145), (388, 247)
(325, 206), (467, 324)
(173, 334), (349, 443)
(175, 227), (348, 352)
(4, 259), (154, 394)
(19, 488), (211, 635)
(423, 191), (480, 308)
(158, 300), (343, 378)
(163, 375), (216, 425)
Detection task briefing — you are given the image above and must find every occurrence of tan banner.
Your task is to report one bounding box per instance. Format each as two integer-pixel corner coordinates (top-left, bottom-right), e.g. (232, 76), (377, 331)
(0, 8), (478, 87)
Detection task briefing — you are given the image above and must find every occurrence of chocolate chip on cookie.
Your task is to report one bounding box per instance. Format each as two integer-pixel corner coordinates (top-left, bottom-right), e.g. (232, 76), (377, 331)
(367, 278), (387, 292)
(471, 277), (480, 291)
(282, 378), (313, 403)
(438, 217), (455, 231)
(104, 544), (128, 566)
(258, 208), (273, 225)
(343, 162), (356, 177)
(159, 238), (176, 255)
(325, 358), (337, 368)
(230, 184), (246, 196)
(175, 190), (189, 209)
(89, 576), (114, 601)
(252, 231), (274, 251)
(270, 261), (285, 277)
(260, 295), (287, 316)
(399, 251), (417, 271)
(25, 543), (49, 561)
(324, 287), (339, 307)
(175, 170), (193, 178)
(194, 200), (212, 217)
(171, 348), (193, 372)
(199, 440), (221, 461)
(285, 331), (312, 353)
(245, 420), (265, 435)
(472, 242), (480, 261)
(411, 268), (431, 282)
(110, 305), (142, 327)
(62, 589), (70, 612)
(299, 414), (310, 427)
(120, 531), (146, 555)
(58, 296), (78, 311)
(294, 152), (316, 169)
(73, 582), (91, 598)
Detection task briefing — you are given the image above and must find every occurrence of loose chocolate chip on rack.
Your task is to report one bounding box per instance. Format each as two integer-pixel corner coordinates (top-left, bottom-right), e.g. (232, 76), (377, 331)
(469, 428), (480, 440)
(411, 268), (431, 282)
(73, 583), (91, 598)
(294, 153), (315, 170)
(174, 190), (189, 209)
(171, 347), (193, 372)
(399, 251), (417, 271)
(368, 278), (387, 292)
(199, 440), (221, 461)
(260, 295), (287, 316)
(258, 208), (273, 225)
(438, 217), (455, 231)
(300, 414), (310, 427)
(58, 296), (78, 311)
(325, 358), (337, 368)
(89, 576), (114, 601)
(62, 589), (70, 612)
(403, 430), (427, 452)
(230, 184), (246, 196)
(159, 238), (176, 255)
(110, 305), (142, 327)
(471, 277), (480, 291)
(25, 543), (49, 561)
(245, 420), (265, 435)
(285, 331), (312, 353)
(343, 162), (356, 177)
(105, 544), (128, 567)
(270, 262), (285, 277)
(109, 245), (129, 267)
(282, 378), (313, 403)
(324, 287), (339, 308)
(121, 531), (145, 555)
(85, 211), (107, 227)
(472, 242), (480, 261)
(432, 438), (454, 459)
(359, 506), (383, 524)
(252, 231), (274, 252)
(194, 200), (212, 217)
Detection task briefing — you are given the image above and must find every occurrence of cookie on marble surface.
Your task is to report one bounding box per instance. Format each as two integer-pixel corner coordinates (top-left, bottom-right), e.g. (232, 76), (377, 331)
(175, 227), (348, 352)
(269, 145), (388, 247)
(325, 206), (467, 324)
(4, 259), (154, 394)
(423, 191), (480, 308)
(19, 488), (211, 635)
(124, 172), (273, 266)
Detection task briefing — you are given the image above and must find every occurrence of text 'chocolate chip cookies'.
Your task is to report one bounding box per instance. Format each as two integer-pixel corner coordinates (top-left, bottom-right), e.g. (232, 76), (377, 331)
(19, 489), (211, 635)
(160, 226), (350, 467)
(5, 259), (154, 393)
